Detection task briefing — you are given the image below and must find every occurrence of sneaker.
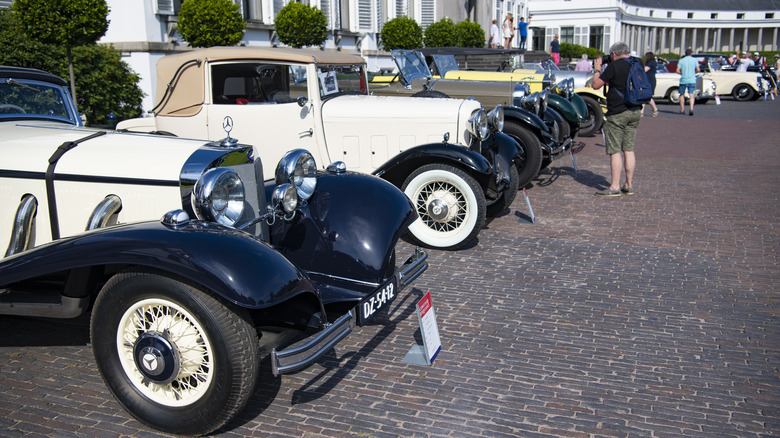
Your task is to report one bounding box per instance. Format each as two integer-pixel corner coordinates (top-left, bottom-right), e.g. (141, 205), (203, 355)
(595, 189), (621, 197)
(621, 186), (635, 195)
(689, 110), (694, 116)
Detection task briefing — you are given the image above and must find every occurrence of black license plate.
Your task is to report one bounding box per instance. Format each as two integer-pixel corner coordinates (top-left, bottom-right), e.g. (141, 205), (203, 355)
(358, 276), (398, 325)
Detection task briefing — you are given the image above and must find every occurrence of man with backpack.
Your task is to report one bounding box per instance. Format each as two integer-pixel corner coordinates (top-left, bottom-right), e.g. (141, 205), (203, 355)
(591, 41), (644, 197)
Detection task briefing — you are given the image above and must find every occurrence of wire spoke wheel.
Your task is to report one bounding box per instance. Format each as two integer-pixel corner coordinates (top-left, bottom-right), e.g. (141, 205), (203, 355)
(117, 298), (213, 407)
(402, 164), (486, 250)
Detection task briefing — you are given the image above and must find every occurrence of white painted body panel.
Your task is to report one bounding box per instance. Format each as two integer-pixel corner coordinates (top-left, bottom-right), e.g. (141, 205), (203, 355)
(1, 122), (207, 246)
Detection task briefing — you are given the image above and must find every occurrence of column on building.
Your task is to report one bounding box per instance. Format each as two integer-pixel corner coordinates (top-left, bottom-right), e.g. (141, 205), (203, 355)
(743, 28), (749, 51)
(660, 27), (667, 53)
(729, 28), (735, 51)
(670, 28), (676, 53)
(703, 28), (709, 51)
(690, 28), (697, 52)
(757, 28), (764, 51)
(680, 28), (687, 52)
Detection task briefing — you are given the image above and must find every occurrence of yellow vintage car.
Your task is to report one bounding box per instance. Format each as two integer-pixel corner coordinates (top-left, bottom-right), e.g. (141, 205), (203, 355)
(424, 53), (604, 137)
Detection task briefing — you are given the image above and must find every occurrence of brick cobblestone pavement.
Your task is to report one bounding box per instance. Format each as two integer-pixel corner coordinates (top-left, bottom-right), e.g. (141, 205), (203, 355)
(1, 97), (778, 437)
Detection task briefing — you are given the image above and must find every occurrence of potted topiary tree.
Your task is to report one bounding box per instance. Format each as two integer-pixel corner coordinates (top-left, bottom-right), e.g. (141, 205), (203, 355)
(275, 2), (327, 48)
(381, 16), (423, 50)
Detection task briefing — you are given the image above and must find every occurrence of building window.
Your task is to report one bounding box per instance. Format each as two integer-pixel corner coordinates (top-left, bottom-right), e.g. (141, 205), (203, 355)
(560, 26), (574, 44)
(737, 13), (744, 19)
(589, 26), (604, 52)
(649, 10), (654, 17)
(667, 11), (672, 18)
(767, 13), (775, 19)
(711, 13), (718, 19)
(687, 12), (693, 19)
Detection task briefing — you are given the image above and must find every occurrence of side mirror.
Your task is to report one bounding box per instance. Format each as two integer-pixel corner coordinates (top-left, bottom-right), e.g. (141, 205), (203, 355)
(297, 95), (309, 107)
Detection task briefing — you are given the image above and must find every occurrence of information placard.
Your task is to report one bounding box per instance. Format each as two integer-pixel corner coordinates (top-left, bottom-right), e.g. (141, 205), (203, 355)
(416, 291), (441, 365)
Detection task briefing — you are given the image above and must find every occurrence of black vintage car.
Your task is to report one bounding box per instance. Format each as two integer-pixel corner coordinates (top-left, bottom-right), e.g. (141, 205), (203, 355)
(0, 67), (427, 435)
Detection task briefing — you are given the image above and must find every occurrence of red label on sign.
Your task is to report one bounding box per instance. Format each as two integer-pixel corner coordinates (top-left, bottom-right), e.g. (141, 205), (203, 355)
(417, 291), (432, 316)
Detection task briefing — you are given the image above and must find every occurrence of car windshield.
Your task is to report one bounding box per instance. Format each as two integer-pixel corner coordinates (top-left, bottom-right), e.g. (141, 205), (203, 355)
(431, 54), (460, 76)
(316, 64), (368, 99)
(0, 78), (77, 124)
(391, 50), (431, 83)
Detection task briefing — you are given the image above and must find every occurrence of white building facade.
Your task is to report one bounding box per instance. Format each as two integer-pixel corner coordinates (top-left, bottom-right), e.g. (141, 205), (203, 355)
(525, 0), (780, 56)
(5, 0), (776, 112)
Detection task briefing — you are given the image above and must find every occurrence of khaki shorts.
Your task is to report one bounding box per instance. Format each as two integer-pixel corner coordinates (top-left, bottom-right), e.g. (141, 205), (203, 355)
(604, 109), (641, 155)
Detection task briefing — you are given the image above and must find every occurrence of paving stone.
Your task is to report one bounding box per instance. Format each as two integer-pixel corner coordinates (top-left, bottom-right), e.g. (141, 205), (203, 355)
(1, 98), (779, 436)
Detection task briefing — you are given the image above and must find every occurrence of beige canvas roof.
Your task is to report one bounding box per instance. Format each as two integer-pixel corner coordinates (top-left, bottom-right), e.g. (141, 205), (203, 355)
(154, 46), (365, 117)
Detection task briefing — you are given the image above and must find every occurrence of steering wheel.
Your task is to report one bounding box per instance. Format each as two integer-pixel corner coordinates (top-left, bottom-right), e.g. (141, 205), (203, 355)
(0, 104), (27, 114)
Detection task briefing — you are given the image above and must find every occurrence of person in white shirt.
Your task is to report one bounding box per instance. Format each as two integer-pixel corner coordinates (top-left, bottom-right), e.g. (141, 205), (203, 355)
(737, 53), (754, 73)
(490, 20), (500, 49)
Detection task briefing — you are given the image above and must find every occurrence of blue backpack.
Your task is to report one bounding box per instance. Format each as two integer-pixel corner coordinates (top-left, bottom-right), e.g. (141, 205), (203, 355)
(616, 57), (653, 105)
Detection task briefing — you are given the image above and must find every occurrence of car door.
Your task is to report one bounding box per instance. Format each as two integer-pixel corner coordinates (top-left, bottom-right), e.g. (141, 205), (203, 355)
(206, 61), (320, 178)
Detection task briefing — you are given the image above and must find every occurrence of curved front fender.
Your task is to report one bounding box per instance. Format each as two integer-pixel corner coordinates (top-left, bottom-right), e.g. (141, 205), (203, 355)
(569, 93), (589, 121)
(371, 142), (494, 189)
(503, 105), (550, 134)
(269, 171), (417, 292)
(0, 221), (313, 309)
(547, 93), (580, 124)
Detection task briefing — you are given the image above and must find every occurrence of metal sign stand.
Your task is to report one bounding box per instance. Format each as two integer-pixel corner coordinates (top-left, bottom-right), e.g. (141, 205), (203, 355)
(403, 291), (441, 366)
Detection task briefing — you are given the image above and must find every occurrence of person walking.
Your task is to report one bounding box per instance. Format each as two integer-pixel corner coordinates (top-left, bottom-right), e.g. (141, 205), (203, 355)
(490, 19), (500, 48)
(549, 34), (560, 65)
(642, 52), (659, 117)
(517, 16), (530, 50)
(591, 41), (642, 197)
(677, 48), (699, 116)
(502, 13), (514, 49)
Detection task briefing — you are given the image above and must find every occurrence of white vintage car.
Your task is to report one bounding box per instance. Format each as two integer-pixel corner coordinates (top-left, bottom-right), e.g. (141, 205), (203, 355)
(118, 47), (521, 250)
(663, 60), (767, 101)
(0, 66), (427, 435)
(653, 70), (718, 103)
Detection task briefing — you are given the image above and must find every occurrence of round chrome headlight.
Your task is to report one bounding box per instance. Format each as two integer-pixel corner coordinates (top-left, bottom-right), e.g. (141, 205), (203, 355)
(272, 183), (298, 214)
(521, 91), (540, 115)
(191, 167), (245, 227)
(487, 105), (504, 132)
(512, 83), (530, 107)
(567, 77), (575, 96)
(275, 149), (317, 202)
(468, 108), (488, 140)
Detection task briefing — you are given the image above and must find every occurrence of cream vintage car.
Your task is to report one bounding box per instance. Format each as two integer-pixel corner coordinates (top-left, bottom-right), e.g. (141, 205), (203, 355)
(0, 66), (428, 434)
(653, 69), (718, 103)
(663, 60), (766, 101)
(118, 47), (521, 250)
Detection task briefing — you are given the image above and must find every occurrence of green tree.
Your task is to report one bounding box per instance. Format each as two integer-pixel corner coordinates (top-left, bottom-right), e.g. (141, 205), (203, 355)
(176, 0), (246, 48)
(275, 2), (327, 48)
(424, 18), (457, 48)
(12, 0), (110, 112)
(381, 16), (423, 50)
(456, 21), (485, 48)
(0, 9), (143, 125)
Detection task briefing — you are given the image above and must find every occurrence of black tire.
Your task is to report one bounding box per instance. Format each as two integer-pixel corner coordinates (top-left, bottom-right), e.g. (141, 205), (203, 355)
(412, 90), (450, 98)
(91, 269), (259, 435)
(503, 121), (543, 188)
(732, 84), (755, 101)
(402, 164), (486, 250)
(557, 117), (571, 142)
(577, 96), (604, 137)
(668, 87), (681, 104)
(486, 159), (519, 216)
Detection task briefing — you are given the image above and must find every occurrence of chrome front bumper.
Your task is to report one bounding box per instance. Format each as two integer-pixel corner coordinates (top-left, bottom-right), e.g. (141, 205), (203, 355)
(270, 247), (428, 376)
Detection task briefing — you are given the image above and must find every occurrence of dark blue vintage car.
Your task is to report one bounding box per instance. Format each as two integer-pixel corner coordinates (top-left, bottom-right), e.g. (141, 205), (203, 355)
(0, 66), (427, 435)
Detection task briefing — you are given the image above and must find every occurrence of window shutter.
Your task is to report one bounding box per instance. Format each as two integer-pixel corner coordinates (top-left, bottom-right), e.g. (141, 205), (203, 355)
(395, 0), (407, 18)
(417, 0), (435, 29)
(575, 26), (587, 46)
